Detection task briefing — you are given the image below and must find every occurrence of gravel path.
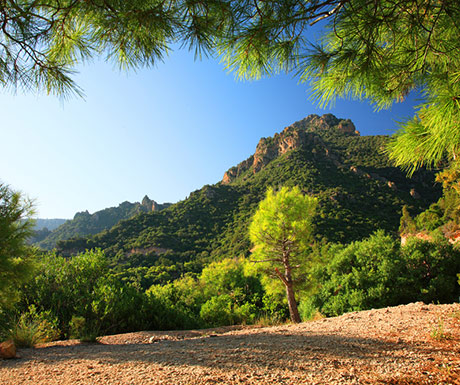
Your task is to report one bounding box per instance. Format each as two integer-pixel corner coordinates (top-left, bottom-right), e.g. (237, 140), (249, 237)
(1, 302), (459, 384)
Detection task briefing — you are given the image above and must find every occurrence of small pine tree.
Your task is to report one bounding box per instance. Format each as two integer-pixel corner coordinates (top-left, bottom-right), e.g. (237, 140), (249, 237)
(249, 186), (317, 323)
(399, 205), (416, 235)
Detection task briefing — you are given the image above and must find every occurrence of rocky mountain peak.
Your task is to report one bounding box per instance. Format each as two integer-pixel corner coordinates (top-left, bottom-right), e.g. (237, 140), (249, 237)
(287, 113), (359, 135)
(141, 195), (158, 212)
(222, 114), (358, 184)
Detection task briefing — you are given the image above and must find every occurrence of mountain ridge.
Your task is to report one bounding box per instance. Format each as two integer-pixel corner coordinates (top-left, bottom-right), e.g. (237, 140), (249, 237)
(35, 196), (172, 249)
(223, 114), (359, 184)
(56, 114), (441, 287)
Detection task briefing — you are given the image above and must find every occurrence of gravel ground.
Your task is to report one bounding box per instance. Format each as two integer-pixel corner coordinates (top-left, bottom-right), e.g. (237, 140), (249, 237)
(1, 302), (459, 384)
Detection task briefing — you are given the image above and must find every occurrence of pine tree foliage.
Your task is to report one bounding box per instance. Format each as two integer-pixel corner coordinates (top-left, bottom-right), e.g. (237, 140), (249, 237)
(0, 182), (35, 308)
(249, 186), (317, 323)
(2, 2), (459, 172)
(216, 1), (460, 174)
(0, 0), (235, 97)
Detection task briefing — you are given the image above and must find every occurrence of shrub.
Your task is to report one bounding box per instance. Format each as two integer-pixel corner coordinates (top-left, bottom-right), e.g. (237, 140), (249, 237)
(200, 295), (234, 326)
(69, 316), (99, 343)
(398, 238), (460, 304)
(307, 232), (460, 318)
(9, 305), (60, 348)
(19, 250), (160, 338)
(309, 231), (400, 316)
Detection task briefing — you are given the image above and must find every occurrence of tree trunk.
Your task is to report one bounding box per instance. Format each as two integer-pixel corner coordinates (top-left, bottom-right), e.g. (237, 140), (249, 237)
(274, 246), (301, 323)
(285, 280), (301, 323)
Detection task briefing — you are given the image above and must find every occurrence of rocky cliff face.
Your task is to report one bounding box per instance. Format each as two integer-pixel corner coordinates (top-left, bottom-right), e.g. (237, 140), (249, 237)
(223, 114), (359, 184)
(142, 195), (172, 212)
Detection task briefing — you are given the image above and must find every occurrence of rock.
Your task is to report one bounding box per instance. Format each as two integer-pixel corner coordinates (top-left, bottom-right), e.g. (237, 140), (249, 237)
(141, 195), (158, 211)
(222, 113), (358, 183)
(388, 181), (397, 190)
(350, 166), (365, 176)
(410, 188), (421, 199)
(337, 119), (356, 135)
(0, 340), (16, 359)
(222, 168), (237, 184)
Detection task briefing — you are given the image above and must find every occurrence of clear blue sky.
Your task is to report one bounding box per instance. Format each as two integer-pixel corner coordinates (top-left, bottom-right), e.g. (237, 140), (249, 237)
(1, 49), (419, 219)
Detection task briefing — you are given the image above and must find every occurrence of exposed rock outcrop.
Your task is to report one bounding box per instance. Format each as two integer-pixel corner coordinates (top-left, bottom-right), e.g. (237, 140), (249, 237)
(222, 114), (359, 184)
(0, 340), (16, 359)
(141, 195), (172, 212)
(141, 195), (157, 211)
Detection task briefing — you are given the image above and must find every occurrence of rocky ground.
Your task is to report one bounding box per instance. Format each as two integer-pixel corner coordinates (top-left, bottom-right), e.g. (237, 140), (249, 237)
(1, 302), (459, 384)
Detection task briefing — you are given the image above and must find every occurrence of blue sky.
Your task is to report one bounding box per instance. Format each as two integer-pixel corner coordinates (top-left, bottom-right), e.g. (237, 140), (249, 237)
(1, 48), (419, 219)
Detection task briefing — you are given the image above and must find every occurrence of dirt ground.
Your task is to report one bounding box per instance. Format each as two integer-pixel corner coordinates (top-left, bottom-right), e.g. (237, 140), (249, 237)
(1, 302), (459, 384)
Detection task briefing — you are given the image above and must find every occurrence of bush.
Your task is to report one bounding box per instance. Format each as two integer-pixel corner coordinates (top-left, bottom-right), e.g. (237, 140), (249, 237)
(200, 295), (234, 326)
(308, 231), (400, 316)
(9, 305), (60, 347)
(306, 231), (460, 317)
(18, 250), (159, 338)
(398, 237), (460, 304)
(69, 316), (99, 342)
(147, 279), (203, 330)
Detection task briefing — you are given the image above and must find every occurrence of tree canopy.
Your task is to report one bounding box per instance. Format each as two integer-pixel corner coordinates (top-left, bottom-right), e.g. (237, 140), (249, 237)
(0, 0), (235, 97)
(2, 1), (459, 171)
(0, 182), (35, 309)
(249, 186), (317, 323)
(217, 0), (460, 174)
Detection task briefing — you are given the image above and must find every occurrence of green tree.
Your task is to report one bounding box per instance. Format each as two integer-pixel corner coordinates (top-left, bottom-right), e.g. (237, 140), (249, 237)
(399, 205), (416, 236)
(217, 1), (460, 175)
(249, 186), (317, 323)
(5, 1), (459, 175)
(308, 232), (460, 317)
(0, 182), (35, 309)
(0, 0), (234, 96)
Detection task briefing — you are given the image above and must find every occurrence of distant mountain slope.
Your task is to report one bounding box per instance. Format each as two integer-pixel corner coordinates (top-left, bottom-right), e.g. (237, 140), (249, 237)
(34, 218), (68, 231)
(27, 218), (68, 244)
(58, 114), (441, 279)
(36, 196), (172, 249)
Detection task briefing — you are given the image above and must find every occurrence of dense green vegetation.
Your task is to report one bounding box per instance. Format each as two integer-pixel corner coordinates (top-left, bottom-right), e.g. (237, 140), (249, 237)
(35, 198), (170, 250)
(3, 117), (458, 346)
(249, 186), (318, 323)
(57, 119), (440, 290)
(2, 250), (281, 342)
(303, 232), (460, 318)
(0, 183), (36, 310)
(4, 230), (459, 344)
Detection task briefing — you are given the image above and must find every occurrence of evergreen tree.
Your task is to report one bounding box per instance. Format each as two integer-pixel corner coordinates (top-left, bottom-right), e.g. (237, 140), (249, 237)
(0, 182), (35, 309)
(249, 186), (317, 323)
(3, 1), (459, 173)
(217, 1), (460, 175)
(0, 0), (234, 96)
(399, 205), (416, 236)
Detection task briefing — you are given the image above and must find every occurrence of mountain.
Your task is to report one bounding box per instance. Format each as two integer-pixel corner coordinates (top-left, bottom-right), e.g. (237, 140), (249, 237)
(27, 218), (68, 244)
(36, 196), (172, 249)
(34, 218), (68, 231)
(57, 114), (441, 286)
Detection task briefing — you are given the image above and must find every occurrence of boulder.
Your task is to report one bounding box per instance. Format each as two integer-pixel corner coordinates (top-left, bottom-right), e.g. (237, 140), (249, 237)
(0, 340), (16, 359)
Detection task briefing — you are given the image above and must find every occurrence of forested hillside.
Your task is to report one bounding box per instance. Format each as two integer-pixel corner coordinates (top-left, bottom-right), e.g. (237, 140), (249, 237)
(57, 114), (441, 288)
(36, 196), (171, 249)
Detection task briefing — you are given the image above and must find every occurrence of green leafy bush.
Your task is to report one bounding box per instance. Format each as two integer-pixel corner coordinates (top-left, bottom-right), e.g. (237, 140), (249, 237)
(308, 231), (400, 316)
(8, 305), (60, 347)
(69, 316), (99, 342)
(18, 249), (159, 337)
(307, 231), (460, 317)
(398, 238), (460, 304)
